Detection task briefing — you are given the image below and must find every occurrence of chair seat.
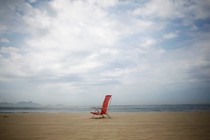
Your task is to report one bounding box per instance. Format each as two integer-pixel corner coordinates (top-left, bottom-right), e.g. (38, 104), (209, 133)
(90, 112), (101, 115)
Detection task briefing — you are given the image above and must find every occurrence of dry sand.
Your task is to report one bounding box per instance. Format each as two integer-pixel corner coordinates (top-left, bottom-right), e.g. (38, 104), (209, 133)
(0, 112), (210, 140)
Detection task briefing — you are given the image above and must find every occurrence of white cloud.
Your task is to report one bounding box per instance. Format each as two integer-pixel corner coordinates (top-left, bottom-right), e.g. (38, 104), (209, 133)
(162, 32), (178, 39)
(133, 0), (210, 20)
(101, 67), (136, 77)
(133, 0), (178, 18)
(0, 0), (210, 105)
(141, 38), (157, 47)
(0, 0), (124, 82)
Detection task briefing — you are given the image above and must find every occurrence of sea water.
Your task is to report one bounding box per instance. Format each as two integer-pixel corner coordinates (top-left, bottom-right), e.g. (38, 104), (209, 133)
(1, 104), (210, 113)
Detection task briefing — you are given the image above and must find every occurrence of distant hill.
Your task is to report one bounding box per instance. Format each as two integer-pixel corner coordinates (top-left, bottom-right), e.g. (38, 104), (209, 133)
(16, 101), (42, 107)
(0, 101), (42, 108)
(0, 102), (14, 107)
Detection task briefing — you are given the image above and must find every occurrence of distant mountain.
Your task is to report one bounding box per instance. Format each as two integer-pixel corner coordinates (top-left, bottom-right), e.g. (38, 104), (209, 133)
(0, 101), (68, 108)
(0, 101), (42, 108)
(16, 101), (42, 107)
(0, 102), (14, 107)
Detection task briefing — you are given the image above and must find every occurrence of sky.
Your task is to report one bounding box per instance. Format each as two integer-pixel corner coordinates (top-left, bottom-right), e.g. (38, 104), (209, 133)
(0, 0), (210, 106)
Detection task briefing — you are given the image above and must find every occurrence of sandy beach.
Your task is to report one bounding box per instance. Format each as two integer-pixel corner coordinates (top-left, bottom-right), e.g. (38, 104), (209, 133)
(0, 112), (210, 140)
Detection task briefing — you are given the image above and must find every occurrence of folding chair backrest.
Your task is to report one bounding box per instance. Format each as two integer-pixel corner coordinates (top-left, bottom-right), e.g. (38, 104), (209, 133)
(101, 95), (112, 114)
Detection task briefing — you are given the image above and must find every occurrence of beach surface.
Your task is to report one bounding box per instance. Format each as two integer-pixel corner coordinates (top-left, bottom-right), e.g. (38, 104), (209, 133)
(0, 112), (210, 140)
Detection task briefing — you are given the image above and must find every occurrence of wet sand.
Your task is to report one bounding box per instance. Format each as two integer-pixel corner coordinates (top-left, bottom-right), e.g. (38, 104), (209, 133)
(0, 112), (210, 140)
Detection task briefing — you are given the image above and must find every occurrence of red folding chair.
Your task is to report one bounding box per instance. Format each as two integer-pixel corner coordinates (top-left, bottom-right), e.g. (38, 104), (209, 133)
(91, 95), (112, 118)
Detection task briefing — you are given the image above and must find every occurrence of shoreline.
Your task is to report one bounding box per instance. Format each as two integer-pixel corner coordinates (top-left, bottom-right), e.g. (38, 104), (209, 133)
(1, 110), (210, 113)
(1, 104), (210, 113)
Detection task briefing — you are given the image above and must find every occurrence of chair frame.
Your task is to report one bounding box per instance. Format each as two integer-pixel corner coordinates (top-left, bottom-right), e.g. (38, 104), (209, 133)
(90, 95), (112, 119)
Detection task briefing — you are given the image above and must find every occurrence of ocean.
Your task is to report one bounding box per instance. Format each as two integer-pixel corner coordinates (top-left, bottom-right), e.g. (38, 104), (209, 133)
(0, 104), (210, 113)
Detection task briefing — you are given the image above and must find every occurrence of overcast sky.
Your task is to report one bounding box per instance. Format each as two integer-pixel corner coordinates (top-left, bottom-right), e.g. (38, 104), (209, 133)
(0, 0), (210, 106)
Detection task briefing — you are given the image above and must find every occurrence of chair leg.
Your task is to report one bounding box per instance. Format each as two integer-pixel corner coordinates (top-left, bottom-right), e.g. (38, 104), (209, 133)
(106, 113), (111, 118)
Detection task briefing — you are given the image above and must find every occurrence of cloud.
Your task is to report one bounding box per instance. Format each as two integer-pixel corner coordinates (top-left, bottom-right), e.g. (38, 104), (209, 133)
(0, 0), (33, 32)
(141, 38), (157, 47)
(0, 0), (210, 105)
(133, 0), (210, 20)
(0, 38), (10, 43)
(162, 32), (178, 39)
(133, 0), (177, 18)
